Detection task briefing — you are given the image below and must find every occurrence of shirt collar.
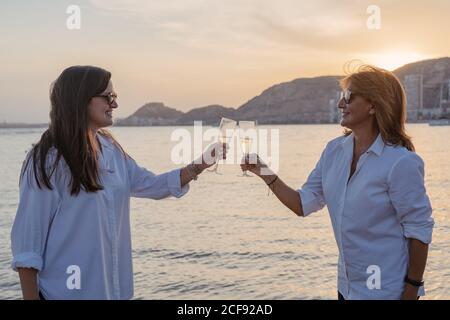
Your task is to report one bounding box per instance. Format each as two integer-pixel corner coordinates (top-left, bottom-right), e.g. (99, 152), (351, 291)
(367, 133), (384, 156)
(97, 133), (113, 150)
(341, 132), (354, 155)
(341, 132), (384, 157)
(96, 133), (115, 172)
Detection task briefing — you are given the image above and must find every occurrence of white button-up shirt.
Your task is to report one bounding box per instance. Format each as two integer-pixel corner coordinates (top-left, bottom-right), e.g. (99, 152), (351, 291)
(298, 133), (434, 300)
(11, 133), (189, 299)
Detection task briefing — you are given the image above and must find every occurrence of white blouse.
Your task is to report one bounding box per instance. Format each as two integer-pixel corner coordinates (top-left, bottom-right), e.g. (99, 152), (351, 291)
(298, 133), (434, 299)
(11, 133), (189, 299)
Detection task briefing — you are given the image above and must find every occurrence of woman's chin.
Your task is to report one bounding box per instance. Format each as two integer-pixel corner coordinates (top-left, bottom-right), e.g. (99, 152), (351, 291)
(98, 120), (113, 129)
(340, 117), (354, 128)
(104, 118), (113, 126)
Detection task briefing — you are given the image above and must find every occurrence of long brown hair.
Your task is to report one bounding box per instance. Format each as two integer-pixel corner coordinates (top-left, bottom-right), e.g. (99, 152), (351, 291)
(340, 64), (415, 152)
(22, 66), (128, 195)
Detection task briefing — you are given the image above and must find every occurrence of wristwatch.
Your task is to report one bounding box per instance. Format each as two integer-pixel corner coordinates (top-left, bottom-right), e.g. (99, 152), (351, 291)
(404, 275), (424, 287)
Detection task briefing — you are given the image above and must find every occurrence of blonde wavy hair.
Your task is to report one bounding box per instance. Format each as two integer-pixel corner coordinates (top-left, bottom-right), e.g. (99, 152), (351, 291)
(340, 64), (415, 152)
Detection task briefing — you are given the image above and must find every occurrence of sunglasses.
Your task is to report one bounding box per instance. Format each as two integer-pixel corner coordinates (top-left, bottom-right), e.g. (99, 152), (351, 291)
(340, 89), (355, 105)
(94, 92), (118, 106)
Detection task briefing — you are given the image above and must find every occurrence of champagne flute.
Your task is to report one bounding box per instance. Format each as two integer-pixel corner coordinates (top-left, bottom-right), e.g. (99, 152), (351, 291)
(238, 120), (256, 177)
(208, 117), (236, 174)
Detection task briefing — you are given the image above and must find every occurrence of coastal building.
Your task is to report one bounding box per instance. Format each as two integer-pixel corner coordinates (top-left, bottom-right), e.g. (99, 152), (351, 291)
(403, 74), (450, 121)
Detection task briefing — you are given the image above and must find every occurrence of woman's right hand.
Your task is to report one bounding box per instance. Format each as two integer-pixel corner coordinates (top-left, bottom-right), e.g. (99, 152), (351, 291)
(240, 153), (273, 178)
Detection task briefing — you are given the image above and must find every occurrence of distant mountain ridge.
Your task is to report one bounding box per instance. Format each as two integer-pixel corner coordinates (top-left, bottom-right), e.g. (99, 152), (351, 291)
(115, 103), (237, 126)
(115, 102), (183, 126)
(237, 76), (342, 124)
(115, 57), (450, 126)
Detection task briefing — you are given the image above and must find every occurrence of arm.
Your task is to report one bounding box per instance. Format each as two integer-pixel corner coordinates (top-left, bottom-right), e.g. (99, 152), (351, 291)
(127, 142), (227, 198)
(11, 153), (60, 298)
(17, 268), (39, 300)
(387, 153), (434, 300)
(241, 155), (304, 216)
(180, 164), (206, 187)
(259, 173), (303, 216)
(180, 142), (227, 187)
(402, 239), (429, 300)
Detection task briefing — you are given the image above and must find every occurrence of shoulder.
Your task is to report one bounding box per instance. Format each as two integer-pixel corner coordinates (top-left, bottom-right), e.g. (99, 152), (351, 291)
(97, 130), (121, 152)
(382, 143), (424, 168)
(19, 146), (66, 192)
(22, 145), (60, 173)
(97, 130), (132, 163)
(326, 135), (347, 149)
(385, 147), (425, 182)
(321, 134), (347, 157)
(97, 130), (113, 146)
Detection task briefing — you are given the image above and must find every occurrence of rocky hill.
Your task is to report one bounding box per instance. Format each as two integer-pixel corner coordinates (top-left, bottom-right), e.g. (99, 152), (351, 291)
(177, 105), (238, 125)
(115, 57), (450, 126)
(237, 76), (341, 124)
(114, 102), (183, 126)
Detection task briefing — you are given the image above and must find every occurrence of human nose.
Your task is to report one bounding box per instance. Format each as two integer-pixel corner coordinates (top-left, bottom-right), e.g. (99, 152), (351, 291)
(337, 97), (345, 110)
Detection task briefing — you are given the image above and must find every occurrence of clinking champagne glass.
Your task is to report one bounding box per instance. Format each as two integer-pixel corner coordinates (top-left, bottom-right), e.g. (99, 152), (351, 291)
(238, 120), (256, 177)
(208, 117), (237, 174)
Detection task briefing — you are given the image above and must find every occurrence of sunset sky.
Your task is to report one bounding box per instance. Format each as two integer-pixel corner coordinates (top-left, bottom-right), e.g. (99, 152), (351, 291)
(1, 0), (450, 122)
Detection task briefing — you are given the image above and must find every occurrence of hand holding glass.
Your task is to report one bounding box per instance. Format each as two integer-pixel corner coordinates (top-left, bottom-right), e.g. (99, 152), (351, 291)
(238, 120), (256, 177)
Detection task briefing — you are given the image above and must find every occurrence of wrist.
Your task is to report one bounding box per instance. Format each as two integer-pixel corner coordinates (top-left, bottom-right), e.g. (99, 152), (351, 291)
(195, 161), (208, 173)
(261, 173), (277, 184)
(257, 165), (274, 179)
(185, 162), (204, 181)
(23, 291), (40, 300)
(404, 275), (424, 288)
(402, 284), (419, 300)
(404, 282), (420, 291)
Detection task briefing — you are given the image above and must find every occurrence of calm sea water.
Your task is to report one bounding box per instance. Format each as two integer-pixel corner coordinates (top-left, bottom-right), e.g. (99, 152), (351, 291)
(0, 124), (449, 299)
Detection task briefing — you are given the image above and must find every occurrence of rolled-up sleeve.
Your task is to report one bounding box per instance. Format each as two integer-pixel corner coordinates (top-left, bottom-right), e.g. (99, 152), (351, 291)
(11, 158), (61, 271)
(297, 147), (327, 217)
(388, 153), (434, 244)
(126, 157), (189, 199)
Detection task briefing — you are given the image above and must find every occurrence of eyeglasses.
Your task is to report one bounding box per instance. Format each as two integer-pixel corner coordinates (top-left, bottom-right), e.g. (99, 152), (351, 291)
(340, 89), (355, 105)
(94, 92), (117, 106)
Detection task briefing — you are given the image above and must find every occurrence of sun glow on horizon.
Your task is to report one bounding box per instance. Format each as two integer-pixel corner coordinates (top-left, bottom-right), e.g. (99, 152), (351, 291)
(368, 52), (429, 71)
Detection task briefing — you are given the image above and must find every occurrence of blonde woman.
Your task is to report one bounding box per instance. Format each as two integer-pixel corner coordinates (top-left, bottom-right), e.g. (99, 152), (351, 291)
(241, 65), (434, 300)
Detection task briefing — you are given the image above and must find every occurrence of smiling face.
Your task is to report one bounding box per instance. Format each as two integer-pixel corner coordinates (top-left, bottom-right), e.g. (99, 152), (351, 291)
(87, 80), (118, 132)
(338, 82), (375, 130)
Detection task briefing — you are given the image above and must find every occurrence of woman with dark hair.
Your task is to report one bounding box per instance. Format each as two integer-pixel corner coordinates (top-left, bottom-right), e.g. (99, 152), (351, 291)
(11, 65), (224, 300)
(241, 65), (434, 300)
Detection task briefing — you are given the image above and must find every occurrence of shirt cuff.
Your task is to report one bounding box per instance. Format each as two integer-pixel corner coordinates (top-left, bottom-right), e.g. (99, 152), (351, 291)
(11, 252), (43, 272)
(418, 285), (425, 297)
(167, 168), (190, 198)
(403, 218), (434, 244)
(298, 189), (325, 217)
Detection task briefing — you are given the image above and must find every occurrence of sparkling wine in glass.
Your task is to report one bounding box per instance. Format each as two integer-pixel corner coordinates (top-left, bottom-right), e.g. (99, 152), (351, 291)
(241, 136), (252, 155)
(238, 120), (256, 177)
